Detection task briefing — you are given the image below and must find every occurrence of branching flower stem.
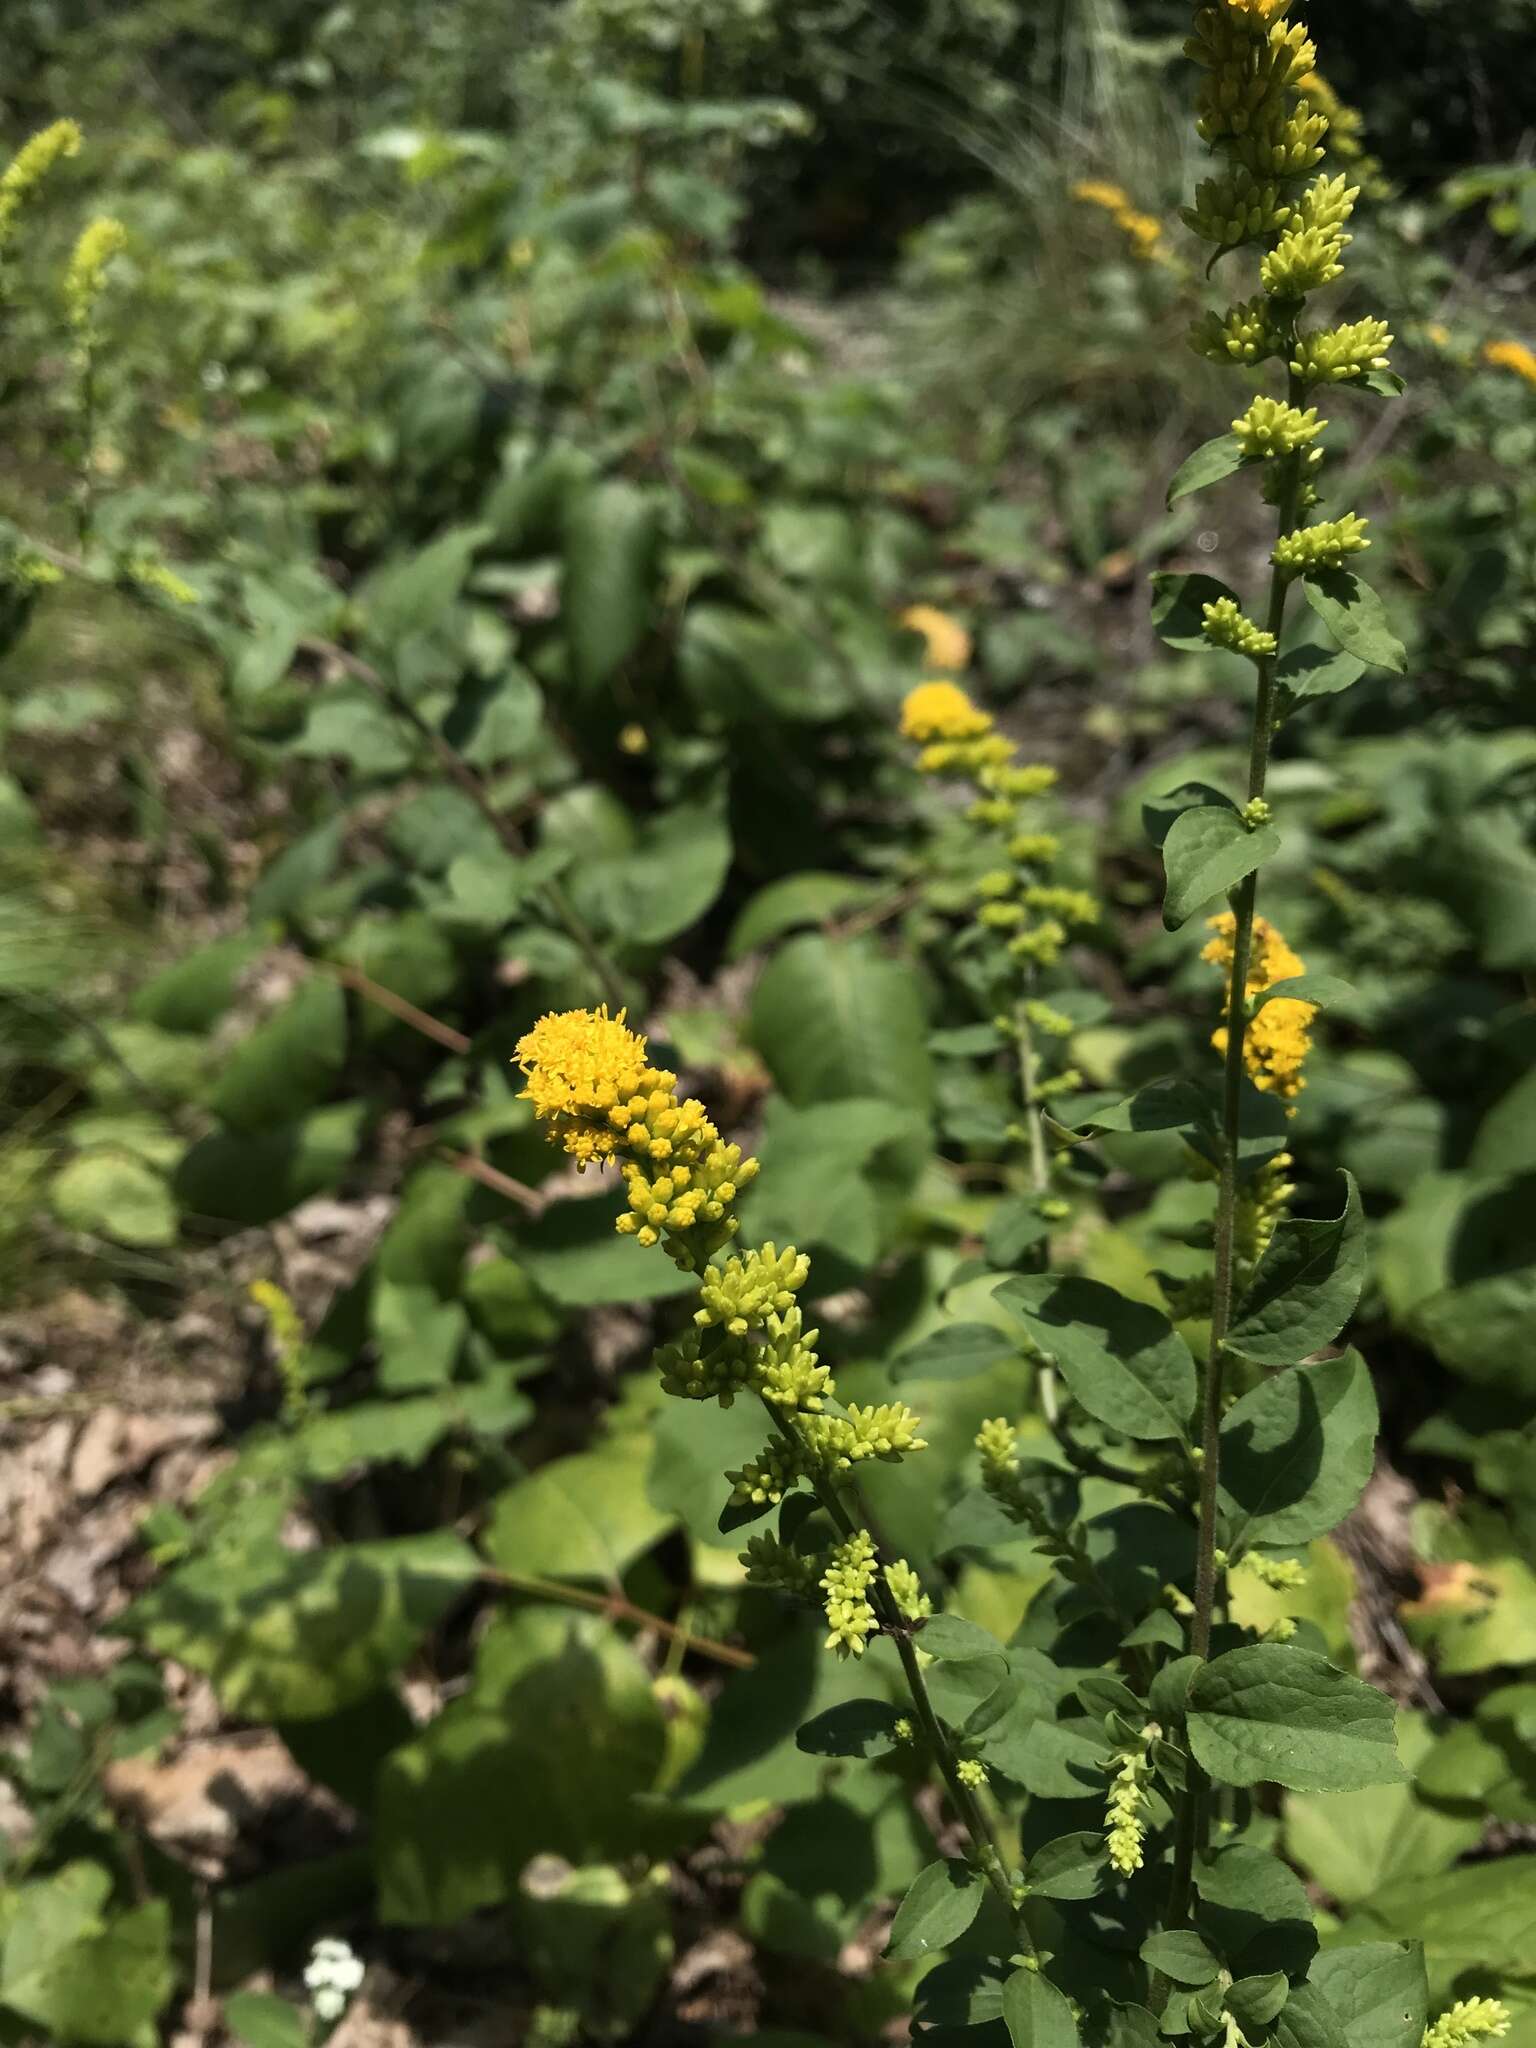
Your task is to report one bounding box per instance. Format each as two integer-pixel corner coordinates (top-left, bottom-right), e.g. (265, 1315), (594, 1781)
(1170, 365), (1307, 1928)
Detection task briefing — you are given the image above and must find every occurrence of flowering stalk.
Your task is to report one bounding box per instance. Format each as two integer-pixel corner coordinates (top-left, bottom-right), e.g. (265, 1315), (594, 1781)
(513, 1004), (1031, 1943)
(1167, 0), (1396, 1919)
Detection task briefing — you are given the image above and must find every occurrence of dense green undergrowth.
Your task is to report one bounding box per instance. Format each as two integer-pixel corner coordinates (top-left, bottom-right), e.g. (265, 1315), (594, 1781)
(2, 3), (1536, 2044)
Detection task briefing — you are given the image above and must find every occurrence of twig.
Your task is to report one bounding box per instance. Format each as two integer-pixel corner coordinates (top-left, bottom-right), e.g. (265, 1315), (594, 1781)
(440, 1148), (544, 1215)
(324, 961), (472, 1054)
(478, 1563), (755, 1670)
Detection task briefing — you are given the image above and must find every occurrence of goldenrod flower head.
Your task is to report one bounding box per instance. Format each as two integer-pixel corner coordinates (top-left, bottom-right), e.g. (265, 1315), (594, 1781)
(1235, 1150), (1297, 1270)
(821, 1530), (879, 1657)
(1074, 179), (1132, 212)
(515, 1006), (653, 1163)
(1191, 294), (1284, 366)
(249, 1280), (307, 1423)
(1232, 393), (1324, 459)
(1273, 512), (1371, 575)
(1203, 912), (1314, 1102)
(0, 120), (83, 253)
(977, 1416), (1020, 1483)
(728, 1436), (803, 1507)
(1262, 222), (1349, 299)
(126, 555), (198, 606)
(1241, 1554), (1308, 1590)
(694, 1242), (809, 1335)
(1023, 884), (1099, 927)
(741, 1531), (820, 1598)
(989, 762), (1058, 800)
(1202, 595), (1277, 659)
(901, 679), (992, 744)
(618, 721), (649, 755)
(957, 1757), (989, 1789)
(1485, 339), (1536, 387)
(1009, 831), (1062, 866)
(1074, 178), (1165, 261)
(1422, 2004), (1511, 2048)
(1291, 315), (1393, 384)
(65, 215), (127, 331)
(900, 603), (972, 671)
(1184, 166), (1294, 249)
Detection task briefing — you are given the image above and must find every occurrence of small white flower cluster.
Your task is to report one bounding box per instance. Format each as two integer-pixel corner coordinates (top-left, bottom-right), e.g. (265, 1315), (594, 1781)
(304, 1937), (364, 2025)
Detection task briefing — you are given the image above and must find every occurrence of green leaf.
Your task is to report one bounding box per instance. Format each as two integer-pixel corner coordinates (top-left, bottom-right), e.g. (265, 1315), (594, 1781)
(886, 1860), (987, 1961)
(359, 523), (487, 653)
(1227, 1173), (1366, 1366)
(1275, 642), (1368, 699)
(982, 1714), (1110, 1796)
(727, 872), (883, 960)
(516, 1194), (698, 1306)
(1161, 806), (1282, 929)
(750, 933), (932, 1114)
(1075, 1077), (1216, 1136)
(1287, 1720), (1480, 1905)
(51, 1151), (178, 1247)
(1251, 973), (1358, 1015)
(173, 1101), (368, 1229)
(1151, 572), (1243, 651)
(121, 1532), (477, 1721)
(892, 1322), (1021, 1382)
(0, 1870), (172, 2048)
(1303, 571), (1406, 674)
(225, 1992), (310, 2048)
(484, 1434), (673, 1584)
(249, 816), (347, 924)
(1003, 1968), (1081, 2048)
(997, 1274), (1197, 1442)
(1167, 435), (1248, 507)
(209, 979), (347, 1132)
(1024, 1833), (1108, 1901)
(1220, 1352), (1378, 1549)
(1348, 1855), (1536, 1987)
(1270, 1984), (1350, 2048)
(1143, 781), (1239, 849)
(1362, 369), (1406, 399)
(134, 933), (268, 1032)
(921, 1615), (1006, 1661)
(1187, 1646), (1406, 1792)
(580, 796), (733, 946)
(563, 480), (661, 692)
(795, 1700), (904, 1760)
(1141, 1930), (1222, 1985)
(1308, 1945), (1427, 2048)
(985, 1198), (1052, 1269)
(1227, 1975), (1290, 2031)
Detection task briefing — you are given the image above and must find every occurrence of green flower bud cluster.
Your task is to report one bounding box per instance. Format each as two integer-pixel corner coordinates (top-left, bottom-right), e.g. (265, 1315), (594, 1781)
(956, 1758), (989, 1789)
(0, 120), (82, 265)
(1187, 6), (1322, 177)
(1273, 511), (1370, 574)
(884, 1557), (932, 1623)
(1422, 2001), (1512, 2048)
(1025, 999), (1076, 1038)
(741, 1531), (820, 1598)
(655, 1326), (758, 1406)
(1231, 393), (1324, 459)
(821, 1530), (880, 1658)
(1202, 596), (1277, 659)
(1262, 221), (1346, 298)
(1191, 293), (1283, 365)
(1242, 1553), (1308, 1590)
(1290, 315), (1393, 383)
(1184, 166), (1294, 249)
(726, 1436), (802, 1507)
(694, 1243), (810, 1335)
(756, 1306), (831, 1413)
(1105, 1737), (1154, 1876)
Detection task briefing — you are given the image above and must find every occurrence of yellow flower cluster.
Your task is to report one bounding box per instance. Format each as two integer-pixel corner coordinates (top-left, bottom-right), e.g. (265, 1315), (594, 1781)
(1202, 911), (1314, 1103)
(1291, 315), (1393, 384)
(1421, 2004), (1511, 2048)
(1231, 394), (1324, 460)
(821, 1531), (880, 1658)
(64, 215), (126, 334)
(1273, 511), (1371, 575)
(515, 1006), (756, 1253)
(0, 119), (82, 258)
(1203, 595), (1277, 659)
(1105, 1740), (1153, 1876)
(1485, 339), (1536, 388)
(900, 603), (972, 672)
(1191, 294), (1283, 366)
(899, 680), (999, 777)
(1235, 1147), (1298, 1271)
(1073, 179), (1166, 263)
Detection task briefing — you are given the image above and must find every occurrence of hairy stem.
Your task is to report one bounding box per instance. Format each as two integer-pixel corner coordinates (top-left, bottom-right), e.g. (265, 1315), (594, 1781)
(1017, 979), (1052, 1199)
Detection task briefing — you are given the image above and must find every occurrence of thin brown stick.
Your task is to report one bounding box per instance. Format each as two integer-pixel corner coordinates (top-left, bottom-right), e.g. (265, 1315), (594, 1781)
(325, 961), (472, 1054)
(478, 1564), (755, 1670)
(440, 1147), (544, 1215)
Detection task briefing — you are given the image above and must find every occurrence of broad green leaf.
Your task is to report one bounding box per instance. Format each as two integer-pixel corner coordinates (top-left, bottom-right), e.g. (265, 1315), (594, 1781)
(225, 1992), (310, 2048)
(1227, 1173), (1366, 1366)
(1187, 1646), (1406, 1792)
(1151, 572), (1244, 651)
(50, 1151), (177, 1247)
(580, 797), (733, 946)
(795, 1700), (904, 1759)
(1346, 1855), (1536, 1992)
(1143, 780), (1239, 849)
(1075, 1078), (1215, 1137)
(1, 1872), (172, 2048)
(1141, 1930), (1221, 1985)
(998, 1274), (1197, 1442)
(359, 523), (487, 654)
(1303, 571), (1407, 674)
(892, 1321), (1021, 1382)
(1167, 435), (1248, 507)
(1470, 1065), (1536, 1178)
(985, 1198), (1052, 1269)
(1269, 1985), (1346, 2048)
(376, 1613), (668, 1923)
(1003, 1968), (1080, 2048)
(886, 1860), (986, 1961)
(1195, 1843), (1316, 1977)
(134, 932), (268, 1032)
(1025, 1833), (1108, 1901)
(1410, 1263), (1536, 1396)
(1251, 973), (1358, 1015)
(1275, 641), (1367, 699)
(750, 933), (932, 1114)
(1220, 1353), (1378, 1549)
(1308, 1944), (1427, 2048)
(483, 1432), (674, 1584)
(173, 1101), (369, 1228)
(121, 1532), (477, 1721)
(1162, 806), (1282, 929)
(921, 1615), (1007, 1661)
(727, 872), (883, 960)
(982, 1714), (1110, 1796)
(1228, 1975), (1290, 2030)
(516, 1195), (698, 1306)
(249, 816), (347, 924)
(563, 480), (661, 692)
(209, 979), (347, 1132)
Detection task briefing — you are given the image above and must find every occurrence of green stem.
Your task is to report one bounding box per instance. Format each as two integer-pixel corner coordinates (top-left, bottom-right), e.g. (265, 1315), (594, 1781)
(1017, 976), (1052, 1199)
(759, 1396), (1032, 1948)
(1169, 375), (1307, 1928)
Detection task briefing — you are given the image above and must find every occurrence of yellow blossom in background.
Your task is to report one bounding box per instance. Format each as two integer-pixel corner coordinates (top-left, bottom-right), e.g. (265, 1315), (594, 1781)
(900, 603), (972, 672)
(0, 119), (83, 255)
(1203, 911), (1314, 1103)
(1073, 178), (1167, 263)
(1484, 339), (1536, 387)
(618, 721), (649, 755)
(899, 680), (992, 744)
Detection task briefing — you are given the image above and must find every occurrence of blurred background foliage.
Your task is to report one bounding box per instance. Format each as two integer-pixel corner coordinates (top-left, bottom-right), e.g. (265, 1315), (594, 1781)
(2, 1), (1536, 2043)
